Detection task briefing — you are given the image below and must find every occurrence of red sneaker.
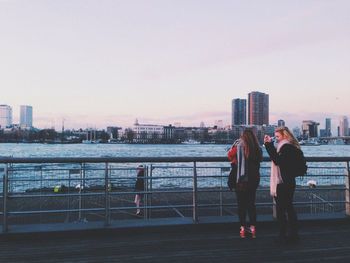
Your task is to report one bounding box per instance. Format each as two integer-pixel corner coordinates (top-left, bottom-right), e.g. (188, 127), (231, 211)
(249, 226), (256, 238)
(240, 226), (246, 238)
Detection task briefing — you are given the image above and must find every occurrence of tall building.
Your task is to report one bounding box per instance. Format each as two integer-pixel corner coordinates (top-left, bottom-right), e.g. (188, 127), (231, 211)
(20, 105), (33, 128)
(0, 104), (13, 129)
(278, 119), (285, 127)
(248, 91), (269, 125)
(163, 125), (175, 140)
(339, 116), (349, 136)
(325, 118), (332, 137)
(302, 120), (319, 138)
(231, 98), (246, 126)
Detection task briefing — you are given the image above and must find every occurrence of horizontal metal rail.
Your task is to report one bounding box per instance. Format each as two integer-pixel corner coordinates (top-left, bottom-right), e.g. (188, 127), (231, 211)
(7, 204), (195, 215)
(1, 156), (350, 164)
(6, 187), (346, 199)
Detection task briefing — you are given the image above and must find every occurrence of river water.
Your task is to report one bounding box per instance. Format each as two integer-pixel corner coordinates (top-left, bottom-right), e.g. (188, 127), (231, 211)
(0, 143), (349, 158)
(0, 143), (349, 191)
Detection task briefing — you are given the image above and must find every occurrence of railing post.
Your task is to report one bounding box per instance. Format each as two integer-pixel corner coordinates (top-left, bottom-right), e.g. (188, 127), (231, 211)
(66, 167), (71, 223)
(104, 162), (110, 226)
(193, 162), (198, 223)
(78, 163), (83, 221)
(145, 165), (152, 220)
(3, 164), (8, 233)
(144, 164), (148, 220)
(220, 168), (223, 216)
(346, 161), (350, 217)
(39, 165), (43, 223)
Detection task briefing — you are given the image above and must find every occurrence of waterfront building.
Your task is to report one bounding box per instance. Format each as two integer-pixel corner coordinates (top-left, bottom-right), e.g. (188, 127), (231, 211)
(320, 129), (327, 137)
(277, 119), (285, 127)
(230, 125), (274, 144)
(20, 105), (33, 129)
(133, 121), (164, 142)
(174, 126), (207, 143)
(163, 125), (175, 141)
(302, 120), (320, 138)
(325, 118), (332, 137)
(231, 98), (247, 126)
(230, 125), (246, 140)
(292, 127), (302, 138)
(248, 91), (269, 125)
(215, 120), (224, 130)
(339, 116), (349, 136)
(0, 104), (12, 129)
(106, 126), (121, 139)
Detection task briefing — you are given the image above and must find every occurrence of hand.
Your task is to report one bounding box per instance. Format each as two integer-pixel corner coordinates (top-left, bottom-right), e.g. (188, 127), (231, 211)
(264, 135), (272, 143)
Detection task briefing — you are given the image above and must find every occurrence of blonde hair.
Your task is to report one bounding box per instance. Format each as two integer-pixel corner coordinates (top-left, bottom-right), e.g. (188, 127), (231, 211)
(275, 127), (300, 149)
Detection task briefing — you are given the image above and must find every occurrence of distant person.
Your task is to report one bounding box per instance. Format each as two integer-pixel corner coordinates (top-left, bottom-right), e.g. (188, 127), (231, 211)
(227, 129), (262, 238)
(264, 127), (301, 244)
(134, 165), (145, 216)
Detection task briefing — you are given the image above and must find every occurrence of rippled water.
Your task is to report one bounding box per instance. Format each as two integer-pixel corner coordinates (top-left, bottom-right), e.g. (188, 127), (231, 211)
(1, 143), (350, 158)
(1, 143), (349, 191)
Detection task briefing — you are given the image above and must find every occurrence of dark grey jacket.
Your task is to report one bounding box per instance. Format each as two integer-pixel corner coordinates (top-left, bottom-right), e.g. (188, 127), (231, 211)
(264, 142), (298, 185)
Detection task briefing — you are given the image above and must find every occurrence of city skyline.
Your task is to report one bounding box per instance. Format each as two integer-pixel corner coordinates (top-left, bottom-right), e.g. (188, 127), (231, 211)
(1, 101), (346, 138)
(1, 1), (349, 130)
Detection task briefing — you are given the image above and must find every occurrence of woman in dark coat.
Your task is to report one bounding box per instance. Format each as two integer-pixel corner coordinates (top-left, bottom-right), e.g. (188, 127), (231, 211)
(228, 129), (262, 238)
(134, 165), (145, 215)
(264, 127), (301, 244)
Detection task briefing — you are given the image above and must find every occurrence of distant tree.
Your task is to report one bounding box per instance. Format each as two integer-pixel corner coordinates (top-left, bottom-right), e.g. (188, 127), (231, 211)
(99, 130), (110, 142)
(125, 128), (135, 143)
(39, 129), (57, 141)
(214, 130), (230, 144)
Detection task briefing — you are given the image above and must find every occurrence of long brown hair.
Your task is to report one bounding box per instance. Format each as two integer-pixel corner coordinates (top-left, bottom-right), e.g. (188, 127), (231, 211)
(275, 126), (301, 149)
(241, 129), (262, 160)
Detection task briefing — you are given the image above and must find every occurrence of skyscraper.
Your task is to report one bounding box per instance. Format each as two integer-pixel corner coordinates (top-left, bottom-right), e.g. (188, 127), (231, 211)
(325, 118), (331, 137)
(231, 98), (246, 126)
(20, 105), (33, 128)
(339, 116), (349, 136)
(248, 91), (269, 125)
(0, 104), (12, 128)
(302, 120), (319, 138)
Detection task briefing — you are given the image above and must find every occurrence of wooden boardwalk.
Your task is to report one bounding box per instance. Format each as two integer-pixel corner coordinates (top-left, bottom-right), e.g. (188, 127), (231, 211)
(1, 219), (350, 263)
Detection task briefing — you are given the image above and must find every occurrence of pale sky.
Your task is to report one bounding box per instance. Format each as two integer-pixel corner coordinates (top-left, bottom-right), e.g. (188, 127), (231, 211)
(1, 0), (349, 130)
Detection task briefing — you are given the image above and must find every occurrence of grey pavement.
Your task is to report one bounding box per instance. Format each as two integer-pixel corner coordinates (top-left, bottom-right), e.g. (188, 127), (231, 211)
(1, 218), (350, 263)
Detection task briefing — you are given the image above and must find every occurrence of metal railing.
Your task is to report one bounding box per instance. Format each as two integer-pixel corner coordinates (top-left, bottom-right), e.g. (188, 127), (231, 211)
(0, 156), (349, 233)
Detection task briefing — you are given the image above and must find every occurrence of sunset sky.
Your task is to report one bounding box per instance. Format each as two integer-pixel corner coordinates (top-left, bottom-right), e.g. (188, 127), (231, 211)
(1, 0), (349, 131)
